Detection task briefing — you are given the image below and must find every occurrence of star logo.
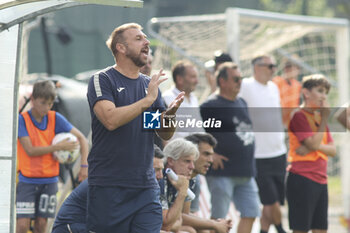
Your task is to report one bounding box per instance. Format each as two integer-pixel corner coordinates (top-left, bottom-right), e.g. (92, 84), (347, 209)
(150, 110), (161, 122)
(143, 110), (161, 129)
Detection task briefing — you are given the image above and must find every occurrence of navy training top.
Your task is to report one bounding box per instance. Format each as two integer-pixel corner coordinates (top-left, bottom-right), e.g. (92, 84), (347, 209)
(87, 67), (166, 188)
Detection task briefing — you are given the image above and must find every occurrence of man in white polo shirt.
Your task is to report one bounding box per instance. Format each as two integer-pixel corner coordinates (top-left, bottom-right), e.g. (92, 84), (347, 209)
(162, 60), (204, 214)
(162, 60), (201, 138)
(239, 54), (287, 233)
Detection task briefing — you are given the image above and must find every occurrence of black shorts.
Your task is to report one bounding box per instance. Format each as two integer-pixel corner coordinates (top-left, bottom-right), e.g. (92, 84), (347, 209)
(255, 154), (286, 205)
(286, 172), (328, 231)
(16, 182), (58, 218)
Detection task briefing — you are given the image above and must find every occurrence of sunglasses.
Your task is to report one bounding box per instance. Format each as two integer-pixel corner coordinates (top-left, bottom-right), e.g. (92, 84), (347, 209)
(232, 76), (242, 82)
(258, 63), (277, 69)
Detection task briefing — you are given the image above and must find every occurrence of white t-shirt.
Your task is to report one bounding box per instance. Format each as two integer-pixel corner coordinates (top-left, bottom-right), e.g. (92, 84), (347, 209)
(162, 87), (203, 140)
(239, 77), (286, 158)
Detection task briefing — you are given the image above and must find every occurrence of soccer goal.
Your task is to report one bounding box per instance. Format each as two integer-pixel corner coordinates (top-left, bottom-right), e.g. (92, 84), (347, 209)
(148, 7), (350, 226)
(148, 8), (349, 103)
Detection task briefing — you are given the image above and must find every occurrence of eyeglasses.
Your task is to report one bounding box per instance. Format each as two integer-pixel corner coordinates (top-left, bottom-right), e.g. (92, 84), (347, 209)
(258, 64), (277, 69)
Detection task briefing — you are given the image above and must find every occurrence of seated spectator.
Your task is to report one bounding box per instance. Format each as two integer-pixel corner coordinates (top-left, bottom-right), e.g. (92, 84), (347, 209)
(160, 138), (231, 233)
(160, 138), (198, 233)
(184, 133), (217, 214)
(184, 133), (232, 233)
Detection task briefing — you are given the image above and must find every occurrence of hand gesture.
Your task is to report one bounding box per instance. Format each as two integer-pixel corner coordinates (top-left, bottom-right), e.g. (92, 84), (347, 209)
(320, 100), (330, 120)
(214, 218), (232, 233)
(55, 138), (79, 152)
(296, 144), (311, 155)
(211, 153), (229, 170)
(168, 174), (189, 197)
(147, 69), (167, 102)
(164, 92), (185, 117)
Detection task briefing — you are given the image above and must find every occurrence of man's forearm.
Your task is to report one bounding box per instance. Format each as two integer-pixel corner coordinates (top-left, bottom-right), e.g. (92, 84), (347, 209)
(162, 193), (186, 231)
(94, 97), (154, 131)
(182, 213), (216, 230)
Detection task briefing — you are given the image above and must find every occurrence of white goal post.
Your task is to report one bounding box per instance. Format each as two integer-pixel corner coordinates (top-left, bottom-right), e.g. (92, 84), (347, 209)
(148, 7), (350, 222)
(225, 8), (349, 105)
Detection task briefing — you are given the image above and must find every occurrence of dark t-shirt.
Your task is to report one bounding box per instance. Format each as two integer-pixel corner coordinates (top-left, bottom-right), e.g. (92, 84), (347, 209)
(200, 95), (256, 177)
(53, 179), (88, 228)
(87, 67), (166, 188)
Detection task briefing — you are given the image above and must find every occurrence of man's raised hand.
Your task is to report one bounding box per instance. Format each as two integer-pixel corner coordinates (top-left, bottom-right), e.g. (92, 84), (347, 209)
(147, 69), (167, 102)
(164, 91), (185, 116)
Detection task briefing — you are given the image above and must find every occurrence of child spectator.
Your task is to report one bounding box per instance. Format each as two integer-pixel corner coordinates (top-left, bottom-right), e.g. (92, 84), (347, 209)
(16, 80), (88, 233)
(287, 74), (336, 233)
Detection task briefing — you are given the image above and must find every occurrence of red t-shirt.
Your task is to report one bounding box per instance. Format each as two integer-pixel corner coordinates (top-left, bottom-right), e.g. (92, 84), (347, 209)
(288, 110), (333, 184)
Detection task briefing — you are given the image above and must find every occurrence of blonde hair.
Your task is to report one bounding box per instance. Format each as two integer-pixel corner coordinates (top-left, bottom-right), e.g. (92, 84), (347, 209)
(106, 23), (142, 59)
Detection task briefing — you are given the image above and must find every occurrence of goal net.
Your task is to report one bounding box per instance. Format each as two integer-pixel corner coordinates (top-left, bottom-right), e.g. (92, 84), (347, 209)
(148, 7), (350, 223)
(148, 8), (348, 103)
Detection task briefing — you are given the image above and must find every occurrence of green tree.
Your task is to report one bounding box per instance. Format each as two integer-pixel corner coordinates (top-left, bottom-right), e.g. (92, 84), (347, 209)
(258, 0), (334, 17)
(257, 0), (350, 20)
